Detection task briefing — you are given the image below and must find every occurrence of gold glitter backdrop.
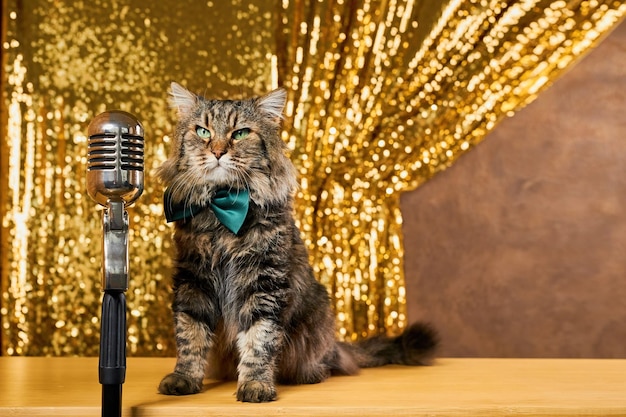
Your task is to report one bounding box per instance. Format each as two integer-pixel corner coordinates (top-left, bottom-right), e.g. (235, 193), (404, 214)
(1, 0), (624, 356)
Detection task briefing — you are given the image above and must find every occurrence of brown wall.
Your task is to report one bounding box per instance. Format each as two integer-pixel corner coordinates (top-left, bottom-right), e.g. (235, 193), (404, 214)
(401, 21), (626, 358)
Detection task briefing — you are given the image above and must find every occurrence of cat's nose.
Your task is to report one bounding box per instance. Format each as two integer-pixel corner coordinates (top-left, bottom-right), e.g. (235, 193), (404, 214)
(212, 148), (227, 159)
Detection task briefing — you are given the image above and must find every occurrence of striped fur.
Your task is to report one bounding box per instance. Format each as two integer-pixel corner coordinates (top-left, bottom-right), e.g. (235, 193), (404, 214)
(157, 83), (438, 402)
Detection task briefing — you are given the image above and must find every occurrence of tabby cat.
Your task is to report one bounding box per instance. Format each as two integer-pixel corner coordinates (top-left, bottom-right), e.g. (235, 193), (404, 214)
(156, 82), (438, 403)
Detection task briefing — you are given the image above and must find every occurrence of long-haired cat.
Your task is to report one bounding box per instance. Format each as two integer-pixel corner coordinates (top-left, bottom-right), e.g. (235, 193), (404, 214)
(156, 82), (438, 403)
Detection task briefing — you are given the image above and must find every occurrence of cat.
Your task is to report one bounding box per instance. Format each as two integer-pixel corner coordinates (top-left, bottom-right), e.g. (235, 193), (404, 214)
(156, 82), (438, 403)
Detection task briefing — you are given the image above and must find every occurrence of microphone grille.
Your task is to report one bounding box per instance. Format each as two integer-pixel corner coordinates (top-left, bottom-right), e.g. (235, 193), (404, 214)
(87, 111), (144, 172)
(121, 132), (144, 171)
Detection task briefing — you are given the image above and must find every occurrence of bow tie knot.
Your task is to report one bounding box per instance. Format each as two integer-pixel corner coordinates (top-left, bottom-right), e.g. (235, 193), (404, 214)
(163, 188), (250, 234)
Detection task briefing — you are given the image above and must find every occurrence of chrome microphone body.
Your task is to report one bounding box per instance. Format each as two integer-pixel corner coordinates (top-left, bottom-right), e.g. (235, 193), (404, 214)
(87, 111), (144, 291)
(86, 110), (144, 417)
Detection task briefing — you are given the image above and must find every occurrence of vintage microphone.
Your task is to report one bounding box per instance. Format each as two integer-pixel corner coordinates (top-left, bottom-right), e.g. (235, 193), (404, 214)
(86, 111), (144, 417)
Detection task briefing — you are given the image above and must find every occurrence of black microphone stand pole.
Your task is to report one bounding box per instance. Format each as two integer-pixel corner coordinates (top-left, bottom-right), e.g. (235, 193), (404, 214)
(99, 199), (129, 417)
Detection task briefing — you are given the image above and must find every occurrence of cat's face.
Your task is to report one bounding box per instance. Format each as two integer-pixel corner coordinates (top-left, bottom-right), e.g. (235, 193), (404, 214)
(158, 82), (297, 207)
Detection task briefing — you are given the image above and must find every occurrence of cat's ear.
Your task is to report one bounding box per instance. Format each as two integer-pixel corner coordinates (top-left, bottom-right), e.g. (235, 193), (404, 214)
(257, 88), (287, 121)
(169, 82), (197, 115)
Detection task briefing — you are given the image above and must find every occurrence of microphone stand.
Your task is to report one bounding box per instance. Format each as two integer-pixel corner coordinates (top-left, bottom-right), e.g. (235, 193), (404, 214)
(99, 199), (129, 417)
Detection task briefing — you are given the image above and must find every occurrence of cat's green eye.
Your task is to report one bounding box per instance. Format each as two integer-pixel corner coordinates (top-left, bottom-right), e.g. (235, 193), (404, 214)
(196, 126), (211, 139)
(232, 128), (251, 141)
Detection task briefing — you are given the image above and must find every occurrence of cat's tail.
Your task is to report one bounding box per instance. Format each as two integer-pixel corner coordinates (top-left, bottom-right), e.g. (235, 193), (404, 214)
(336, 322), (439, 370)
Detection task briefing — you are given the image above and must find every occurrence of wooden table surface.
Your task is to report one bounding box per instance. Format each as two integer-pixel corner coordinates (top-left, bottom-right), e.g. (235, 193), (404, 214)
(0, 357), (625, 416)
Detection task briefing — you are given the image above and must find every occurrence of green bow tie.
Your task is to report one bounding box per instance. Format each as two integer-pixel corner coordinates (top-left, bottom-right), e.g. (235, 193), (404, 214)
(163, 188), (250, 234)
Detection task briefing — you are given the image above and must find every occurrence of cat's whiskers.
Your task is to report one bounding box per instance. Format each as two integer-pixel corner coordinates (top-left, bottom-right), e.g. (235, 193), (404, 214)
(232, 165), (252, 193)
(168, 168), (208, 218)
(167, 169), (194, 202)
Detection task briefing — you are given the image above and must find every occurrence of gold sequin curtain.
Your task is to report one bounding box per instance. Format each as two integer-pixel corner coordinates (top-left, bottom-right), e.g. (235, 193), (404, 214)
(276, 0), (626, 340)
(1, 1), (624, 355)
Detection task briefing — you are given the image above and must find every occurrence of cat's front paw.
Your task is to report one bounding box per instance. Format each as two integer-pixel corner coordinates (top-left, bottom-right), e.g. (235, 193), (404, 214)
(158, 372), (202, 396)
(237, 380), (277, 403)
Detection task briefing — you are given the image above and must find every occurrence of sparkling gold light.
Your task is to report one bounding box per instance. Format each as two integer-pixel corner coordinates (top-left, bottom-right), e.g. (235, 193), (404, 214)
(277, 0), (625, 339)
(1, 0), (624, 355)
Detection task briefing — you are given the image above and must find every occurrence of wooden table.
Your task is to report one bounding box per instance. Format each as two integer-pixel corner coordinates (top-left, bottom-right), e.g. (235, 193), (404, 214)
(0, 357), (625, 416)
